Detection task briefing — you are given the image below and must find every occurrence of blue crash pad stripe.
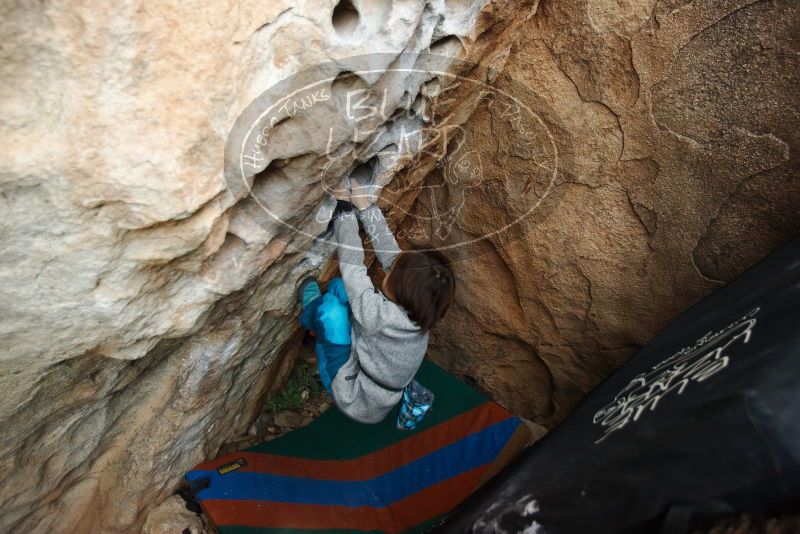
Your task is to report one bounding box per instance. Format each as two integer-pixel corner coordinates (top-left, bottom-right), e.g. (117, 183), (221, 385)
(186, 417), (519, 508)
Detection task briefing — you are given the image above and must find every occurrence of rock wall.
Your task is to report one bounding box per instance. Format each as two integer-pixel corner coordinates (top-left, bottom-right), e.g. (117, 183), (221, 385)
(0, 0), (797, 532)
(398, 0), (800, 425)
(0, 0), (536, 531)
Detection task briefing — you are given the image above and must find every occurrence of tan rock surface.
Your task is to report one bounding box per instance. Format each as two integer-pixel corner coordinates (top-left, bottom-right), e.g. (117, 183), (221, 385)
(274, 410), (306, 429)
(141, 495), (209, 534)
(0, 0), (535, 531)
(0, 0), (797, 531)
(399, 0), (800, 426)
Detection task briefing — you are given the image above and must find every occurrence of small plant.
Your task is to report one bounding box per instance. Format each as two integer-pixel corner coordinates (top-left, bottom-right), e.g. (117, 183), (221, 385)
(267, 362), (323, 412)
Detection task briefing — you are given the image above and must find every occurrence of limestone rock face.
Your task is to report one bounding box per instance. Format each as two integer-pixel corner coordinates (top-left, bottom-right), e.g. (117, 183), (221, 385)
(0, 0), (797, 531)
(141, 496), (209, 534)
(399, 0), (800, 425)
(0, 0), (536, 531)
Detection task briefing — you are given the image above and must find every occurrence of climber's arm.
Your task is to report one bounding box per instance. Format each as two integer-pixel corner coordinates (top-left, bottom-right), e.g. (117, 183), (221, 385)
(357, 204), (400, 271)
(347, 180), (400, 271)
(333, 211), (387, 333)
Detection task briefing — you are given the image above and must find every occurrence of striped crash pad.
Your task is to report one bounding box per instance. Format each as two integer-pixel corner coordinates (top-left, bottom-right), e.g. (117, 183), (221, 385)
(186, 360), (532, 533)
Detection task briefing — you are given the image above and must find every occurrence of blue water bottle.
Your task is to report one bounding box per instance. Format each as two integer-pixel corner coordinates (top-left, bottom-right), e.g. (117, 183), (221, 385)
(396, 380), (434, 430)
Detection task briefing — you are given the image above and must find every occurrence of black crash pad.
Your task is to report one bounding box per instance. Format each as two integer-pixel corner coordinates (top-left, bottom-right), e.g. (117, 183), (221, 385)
(436, 238), (800, 534)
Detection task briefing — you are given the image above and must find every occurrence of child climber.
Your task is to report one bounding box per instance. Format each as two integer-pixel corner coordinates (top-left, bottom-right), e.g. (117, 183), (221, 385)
(298, 178), (455, 424)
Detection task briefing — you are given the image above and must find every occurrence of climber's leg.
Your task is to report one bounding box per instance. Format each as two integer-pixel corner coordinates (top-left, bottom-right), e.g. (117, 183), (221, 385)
(299, 291), (322, 332)
(315, 341), (333, 392)
(326, 277), (349, 305)
(317, 340), (350, 395)
(298, 277), (322, 309)
(315, 289), (351, 393)
(299, 279), (352, 394)
(317, 290), (351, 346)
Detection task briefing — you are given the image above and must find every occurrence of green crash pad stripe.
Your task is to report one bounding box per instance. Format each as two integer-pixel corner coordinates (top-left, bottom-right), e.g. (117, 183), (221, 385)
(246, 360), (487, 460)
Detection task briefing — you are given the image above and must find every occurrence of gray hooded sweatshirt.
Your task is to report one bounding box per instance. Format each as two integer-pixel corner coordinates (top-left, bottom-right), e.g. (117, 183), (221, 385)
(330, 204), (429, 424)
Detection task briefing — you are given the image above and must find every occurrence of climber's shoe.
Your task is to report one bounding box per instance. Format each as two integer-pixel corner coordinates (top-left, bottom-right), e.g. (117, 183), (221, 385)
(298, 276), (321, 308)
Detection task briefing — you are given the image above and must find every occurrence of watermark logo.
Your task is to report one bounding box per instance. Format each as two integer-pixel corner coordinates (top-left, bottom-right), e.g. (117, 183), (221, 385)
(223, 53), (557, 264)
(592, 308), (760, 444)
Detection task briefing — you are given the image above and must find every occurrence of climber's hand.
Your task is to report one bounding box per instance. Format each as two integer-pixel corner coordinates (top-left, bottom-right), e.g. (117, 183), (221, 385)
(349, 177), (380, 211)
(330, 185), (351, 202)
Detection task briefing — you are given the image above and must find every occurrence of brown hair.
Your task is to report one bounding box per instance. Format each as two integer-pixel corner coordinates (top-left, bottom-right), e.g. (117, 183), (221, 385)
(385, 248), (455, 332)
